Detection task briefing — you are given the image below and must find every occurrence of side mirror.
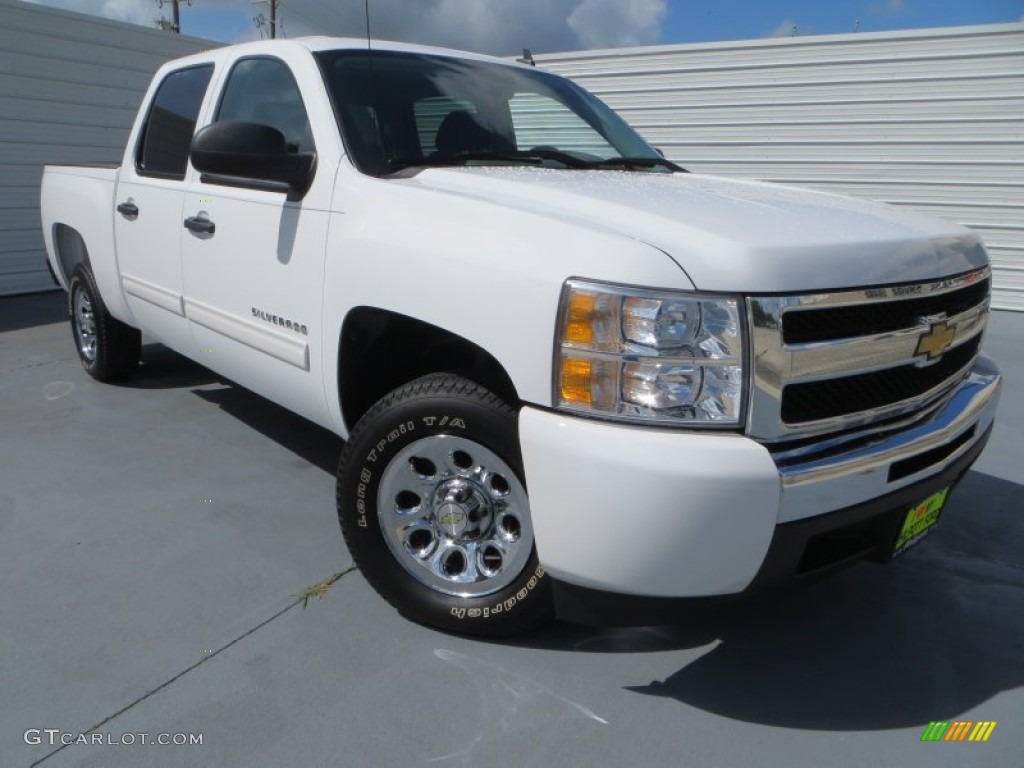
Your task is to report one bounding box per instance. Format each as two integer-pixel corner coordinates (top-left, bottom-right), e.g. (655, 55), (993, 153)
(190, 122), (314, 196)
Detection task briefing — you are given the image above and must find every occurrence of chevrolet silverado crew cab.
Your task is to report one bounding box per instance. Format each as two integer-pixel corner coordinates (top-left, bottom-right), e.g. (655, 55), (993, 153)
(41, 38), (1001, 636)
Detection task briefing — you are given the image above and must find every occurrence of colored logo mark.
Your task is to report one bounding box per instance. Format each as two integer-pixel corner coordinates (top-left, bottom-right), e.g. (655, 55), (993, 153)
(914, 321), (956, 360)
(921, 720), (997, 742)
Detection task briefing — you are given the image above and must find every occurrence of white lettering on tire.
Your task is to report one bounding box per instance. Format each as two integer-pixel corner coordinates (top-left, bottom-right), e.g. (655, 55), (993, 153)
(447, 566), (547, 620)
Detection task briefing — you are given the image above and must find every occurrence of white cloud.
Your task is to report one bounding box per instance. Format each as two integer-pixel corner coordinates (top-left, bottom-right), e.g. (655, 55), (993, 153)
(98, 0), (153, 25)
(567, 0), (667, 49)
(766, 19), (798, 38)
(24, 0), (240, 28)
(285, 0), (669, 55)
(23, 0), (149, 25)
(24, 0), (670, 54)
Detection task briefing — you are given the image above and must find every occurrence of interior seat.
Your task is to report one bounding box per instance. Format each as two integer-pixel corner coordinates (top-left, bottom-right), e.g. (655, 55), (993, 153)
(434, 110), (514, 155)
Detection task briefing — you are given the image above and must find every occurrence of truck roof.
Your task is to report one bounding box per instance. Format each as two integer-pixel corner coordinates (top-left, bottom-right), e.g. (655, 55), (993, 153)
(165, 36), (535, 71)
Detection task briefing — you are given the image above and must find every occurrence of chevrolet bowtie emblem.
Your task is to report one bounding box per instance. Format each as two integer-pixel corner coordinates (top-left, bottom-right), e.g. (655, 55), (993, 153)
(915, 321), (956, 360)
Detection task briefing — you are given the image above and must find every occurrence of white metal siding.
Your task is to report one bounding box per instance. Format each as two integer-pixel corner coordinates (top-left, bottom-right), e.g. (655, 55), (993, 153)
(508, 92), (615, 156)
(0, 0), (217, 296)
(536, 24), (1024, 311)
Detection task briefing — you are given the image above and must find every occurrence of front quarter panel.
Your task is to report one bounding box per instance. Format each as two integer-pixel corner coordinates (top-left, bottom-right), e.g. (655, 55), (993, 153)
(320, 166), (694, 434)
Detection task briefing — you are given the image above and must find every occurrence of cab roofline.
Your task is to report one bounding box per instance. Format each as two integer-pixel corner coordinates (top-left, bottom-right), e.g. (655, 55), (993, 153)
(165, 36), (539, 71)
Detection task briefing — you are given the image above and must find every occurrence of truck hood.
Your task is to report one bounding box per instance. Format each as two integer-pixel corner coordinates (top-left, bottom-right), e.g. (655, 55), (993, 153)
(400, 167), (987, 292)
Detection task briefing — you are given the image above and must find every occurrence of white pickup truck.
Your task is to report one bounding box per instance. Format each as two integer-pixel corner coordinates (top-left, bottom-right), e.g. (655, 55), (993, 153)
(41, 37), (1001, 635)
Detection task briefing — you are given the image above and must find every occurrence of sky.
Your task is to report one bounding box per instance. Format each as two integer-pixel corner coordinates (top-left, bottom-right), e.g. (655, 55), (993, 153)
(22, 0), (1024, 54)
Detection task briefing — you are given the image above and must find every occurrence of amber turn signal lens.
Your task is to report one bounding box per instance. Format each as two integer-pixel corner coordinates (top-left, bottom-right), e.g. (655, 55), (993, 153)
(560, 358), (593, 404)
(565, 291), (596, 345)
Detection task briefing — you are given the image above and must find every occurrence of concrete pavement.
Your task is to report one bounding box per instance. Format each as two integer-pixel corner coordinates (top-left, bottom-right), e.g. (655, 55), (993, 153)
(2, 292), (1022, 767)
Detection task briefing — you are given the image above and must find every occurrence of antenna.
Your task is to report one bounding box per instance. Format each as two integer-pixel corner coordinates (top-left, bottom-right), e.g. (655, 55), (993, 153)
(365, 0), (372, 50)
(517, 48), (536, 67)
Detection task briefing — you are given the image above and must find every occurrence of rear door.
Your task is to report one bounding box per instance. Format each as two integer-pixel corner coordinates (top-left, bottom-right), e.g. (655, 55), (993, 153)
(115, 64), (213, 352)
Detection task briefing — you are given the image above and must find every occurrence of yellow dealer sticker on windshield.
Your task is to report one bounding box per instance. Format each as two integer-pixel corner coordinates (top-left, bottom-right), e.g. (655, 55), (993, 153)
(893, 487), (949, 557)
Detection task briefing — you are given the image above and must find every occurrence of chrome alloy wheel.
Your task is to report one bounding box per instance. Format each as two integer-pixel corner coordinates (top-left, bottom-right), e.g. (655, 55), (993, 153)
(72, 286), (97, 363)
(377, 435), (534, 598)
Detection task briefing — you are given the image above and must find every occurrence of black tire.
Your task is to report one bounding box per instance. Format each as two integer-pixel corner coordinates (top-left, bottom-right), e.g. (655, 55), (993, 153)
(68, 266), (141, 382)
(337, 374), (553, 636)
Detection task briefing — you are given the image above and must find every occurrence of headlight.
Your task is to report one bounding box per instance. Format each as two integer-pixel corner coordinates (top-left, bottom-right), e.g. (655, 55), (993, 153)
(555, 280), (746, 426)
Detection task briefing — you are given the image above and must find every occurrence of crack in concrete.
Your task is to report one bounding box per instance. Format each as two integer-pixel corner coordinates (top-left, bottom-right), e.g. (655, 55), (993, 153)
(28, 564), (359, 767)
(2, 359), (61, 374)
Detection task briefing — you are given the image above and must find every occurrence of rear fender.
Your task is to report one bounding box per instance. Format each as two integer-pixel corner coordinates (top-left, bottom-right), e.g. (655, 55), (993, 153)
(41, 168), (133, 323)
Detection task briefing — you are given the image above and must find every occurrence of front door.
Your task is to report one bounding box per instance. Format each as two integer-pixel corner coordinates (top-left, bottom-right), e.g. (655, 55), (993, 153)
(180, 56), (331, 426)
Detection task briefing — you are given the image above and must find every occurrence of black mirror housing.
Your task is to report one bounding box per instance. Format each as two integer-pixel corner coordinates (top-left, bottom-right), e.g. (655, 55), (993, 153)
(190, 122), (314, 195)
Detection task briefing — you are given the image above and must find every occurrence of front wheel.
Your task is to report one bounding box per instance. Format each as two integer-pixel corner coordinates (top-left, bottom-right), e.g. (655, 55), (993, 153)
(336, 374), (552, 636)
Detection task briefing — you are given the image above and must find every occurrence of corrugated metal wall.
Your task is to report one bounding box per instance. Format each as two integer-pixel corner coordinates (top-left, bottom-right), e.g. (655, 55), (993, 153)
(0, 0), (217, 296)
(536, 23), (1024, 311)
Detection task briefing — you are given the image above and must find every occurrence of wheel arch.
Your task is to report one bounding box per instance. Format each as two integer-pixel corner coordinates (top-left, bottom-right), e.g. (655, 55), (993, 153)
(338, 306), (520, 432)
(52, 223), (91, 287)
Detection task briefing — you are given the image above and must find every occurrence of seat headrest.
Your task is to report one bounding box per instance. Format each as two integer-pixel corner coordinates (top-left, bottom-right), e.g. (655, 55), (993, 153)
(434, 110), (512, 155)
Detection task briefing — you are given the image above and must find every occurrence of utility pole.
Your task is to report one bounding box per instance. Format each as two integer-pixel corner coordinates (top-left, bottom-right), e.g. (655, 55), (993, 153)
(252, 0), (281, 39)
(155, 0), (190, 34)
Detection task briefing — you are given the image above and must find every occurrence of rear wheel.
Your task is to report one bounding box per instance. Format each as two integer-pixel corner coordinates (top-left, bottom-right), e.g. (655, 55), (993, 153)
(337, 374), (552, 636)
(68, 266), (140, 382)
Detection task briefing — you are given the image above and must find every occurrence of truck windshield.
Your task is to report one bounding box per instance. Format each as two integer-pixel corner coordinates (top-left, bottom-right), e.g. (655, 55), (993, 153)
(315, 49), (680, 176)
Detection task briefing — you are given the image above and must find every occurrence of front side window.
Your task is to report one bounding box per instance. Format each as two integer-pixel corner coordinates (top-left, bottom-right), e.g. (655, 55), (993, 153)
(136, 65), (213, 179)
(315, 50), (671, 177)
(215, 57), (313, 154)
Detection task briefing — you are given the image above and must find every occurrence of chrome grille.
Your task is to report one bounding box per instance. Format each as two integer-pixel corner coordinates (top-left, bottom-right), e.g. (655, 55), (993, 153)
(781, 335), (981, 424)
(783, 278), (990, 345)
(747, 267), (991, 443)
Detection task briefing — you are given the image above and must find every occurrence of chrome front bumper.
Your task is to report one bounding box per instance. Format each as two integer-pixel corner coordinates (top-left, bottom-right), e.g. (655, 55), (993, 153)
(777, 355), (1001, 523)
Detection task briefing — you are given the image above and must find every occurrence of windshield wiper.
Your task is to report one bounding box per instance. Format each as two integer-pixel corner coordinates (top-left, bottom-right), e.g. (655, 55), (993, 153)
(385, 148), (592, 174)
(451, 149), (593, 169)
(587, 156), (687, 173)
(384, 155), (468, 173)
(384, 151), (682, 174)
